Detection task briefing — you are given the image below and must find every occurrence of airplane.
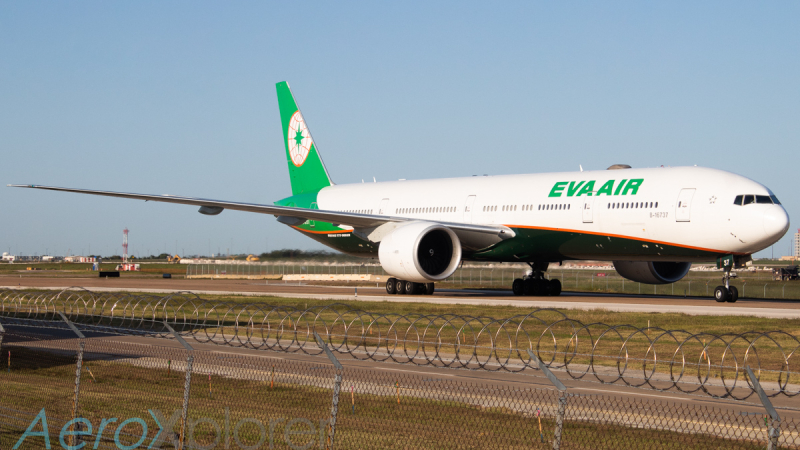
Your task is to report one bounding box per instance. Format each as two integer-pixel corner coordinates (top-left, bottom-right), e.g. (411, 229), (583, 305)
(9, 82), (790, 302)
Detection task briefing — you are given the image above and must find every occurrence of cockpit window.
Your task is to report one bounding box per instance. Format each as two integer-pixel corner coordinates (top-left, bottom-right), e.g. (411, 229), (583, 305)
(735, 194), (779, 206)
(756, 195), (772, 204)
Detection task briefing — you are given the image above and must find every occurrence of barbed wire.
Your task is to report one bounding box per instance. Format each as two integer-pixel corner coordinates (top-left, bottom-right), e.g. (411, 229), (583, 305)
(0, 287), (797, 400)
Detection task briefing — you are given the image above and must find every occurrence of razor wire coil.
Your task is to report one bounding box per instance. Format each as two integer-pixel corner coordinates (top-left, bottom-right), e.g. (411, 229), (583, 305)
(0, 287), (797, 401)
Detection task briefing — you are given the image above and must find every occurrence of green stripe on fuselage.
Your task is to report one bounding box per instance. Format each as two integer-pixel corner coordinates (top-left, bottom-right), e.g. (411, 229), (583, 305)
(471, 226), (722, 262)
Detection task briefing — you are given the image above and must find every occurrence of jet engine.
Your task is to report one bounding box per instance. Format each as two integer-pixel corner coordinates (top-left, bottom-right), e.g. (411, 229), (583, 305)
(613, 261), (692, 285)
(378, 221), (462, 283)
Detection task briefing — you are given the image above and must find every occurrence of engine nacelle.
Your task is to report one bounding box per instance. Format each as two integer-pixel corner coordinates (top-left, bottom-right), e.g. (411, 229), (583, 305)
(613, 261), (692, 285)
(378, 221), (462, 283)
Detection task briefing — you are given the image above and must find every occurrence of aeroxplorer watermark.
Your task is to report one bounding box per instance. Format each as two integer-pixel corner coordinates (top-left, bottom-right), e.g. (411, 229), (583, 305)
(14, 408), (329, 450)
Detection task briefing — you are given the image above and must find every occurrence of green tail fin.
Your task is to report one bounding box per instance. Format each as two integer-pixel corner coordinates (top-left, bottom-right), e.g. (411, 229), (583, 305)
(276, 81), (333, 195)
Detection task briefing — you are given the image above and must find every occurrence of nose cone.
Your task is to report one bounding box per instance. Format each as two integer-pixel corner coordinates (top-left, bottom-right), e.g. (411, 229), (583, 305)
(763, 206), (790, 243)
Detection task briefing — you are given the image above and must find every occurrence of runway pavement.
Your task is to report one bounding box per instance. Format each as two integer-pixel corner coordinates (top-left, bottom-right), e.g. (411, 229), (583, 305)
(2, 276), (799, 318)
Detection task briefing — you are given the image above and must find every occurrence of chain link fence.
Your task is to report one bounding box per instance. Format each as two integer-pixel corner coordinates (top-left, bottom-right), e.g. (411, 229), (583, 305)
(2, 319), (800, 450)
(184, 262), (800, 300)
(1, 288), (799, 401)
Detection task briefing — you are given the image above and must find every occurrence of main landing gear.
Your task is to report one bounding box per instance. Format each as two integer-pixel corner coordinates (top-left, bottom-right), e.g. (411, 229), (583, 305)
(512, 262), (562, 297)
(714, 266), (738, 303)
(385, 278), (435, 296)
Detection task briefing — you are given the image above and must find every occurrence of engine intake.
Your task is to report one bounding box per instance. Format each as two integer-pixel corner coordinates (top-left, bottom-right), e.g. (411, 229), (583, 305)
(378, 222), (462, 283)
(613, 261), (691, 285)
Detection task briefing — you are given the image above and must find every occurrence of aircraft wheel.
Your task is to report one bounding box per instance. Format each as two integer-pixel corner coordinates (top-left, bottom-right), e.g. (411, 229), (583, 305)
(525, 279), (543, 296)
(404, 281), (418, 295)
(512, 278), (524, 296)
(395, 280), (407, 295)
(523, 279), (534, 296)
(549, 279), (562, 297)
(386, 278), (397, 294)
(714, 286), (730, 303)
(424, 283), (435, 295)
(727, 286), (738, 303)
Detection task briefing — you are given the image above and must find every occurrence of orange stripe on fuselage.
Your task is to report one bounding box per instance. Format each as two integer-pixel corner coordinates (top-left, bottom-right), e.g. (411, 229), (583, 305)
(505, 224), (741, 256)
(292, 223), (740, 256)
(291, 226), (351, 235)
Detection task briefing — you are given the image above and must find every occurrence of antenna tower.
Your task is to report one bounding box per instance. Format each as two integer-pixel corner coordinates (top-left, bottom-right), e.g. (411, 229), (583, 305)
(123, 228), (129, 262)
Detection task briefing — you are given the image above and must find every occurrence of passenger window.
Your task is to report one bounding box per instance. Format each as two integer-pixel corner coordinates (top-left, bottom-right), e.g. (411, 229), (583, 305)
(733, 195), (743, 206)
(756, 195), (772, 204)
(770, 195), (781, 205)
(743, 195), (754, 205)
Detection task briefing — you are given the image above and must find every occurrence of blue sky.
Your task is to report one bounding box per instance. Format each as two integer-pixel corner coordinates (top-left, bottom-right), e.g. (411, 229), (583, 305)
(1, 2), (798, 258)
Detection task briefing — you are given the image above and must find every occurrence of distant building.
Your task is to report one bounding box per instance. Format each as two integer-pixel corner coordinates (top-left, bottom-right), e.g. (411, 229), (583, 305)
(796, 229), (800, 259)
(64, 256), (96, 263)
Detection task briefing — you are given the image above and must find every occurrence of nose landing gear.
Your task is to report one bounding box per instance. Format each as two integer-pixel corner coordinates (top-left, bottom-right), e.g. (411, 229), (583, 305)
(512, 262), (562, 297)
(714, 266), (738, 303)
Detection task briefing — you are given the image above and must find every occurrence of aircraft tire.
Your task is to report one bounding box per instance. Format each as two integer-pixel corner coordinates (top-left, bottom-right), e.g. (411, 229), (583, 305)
(386, 278), (397, 295)
(523, 279), (534, 296)
(425, 283), (435, 295)
(727, 286), (739, 303)
(404, 281), (418, 295)
(526, 279), (544, 296)
(512, 279), (524, 296)
(395, 280), (407, 295)
(549, 279), (562, 296)
(714, 286), (729, 303)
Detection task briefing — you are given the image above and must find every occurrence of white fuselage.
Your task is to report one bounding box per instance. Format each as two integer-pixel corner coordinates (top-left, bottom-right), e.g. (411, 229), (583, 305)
(315, 166), (789, 261)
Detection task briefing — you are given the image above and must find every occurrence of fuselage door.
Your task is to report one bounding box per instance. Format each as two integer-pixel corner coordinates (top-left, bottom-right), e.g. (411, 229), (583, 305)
(463, 195), (476, 223)
(378, 198), (390, 215)
(675, 188), (695, 222)
(582, 200), (593, 223)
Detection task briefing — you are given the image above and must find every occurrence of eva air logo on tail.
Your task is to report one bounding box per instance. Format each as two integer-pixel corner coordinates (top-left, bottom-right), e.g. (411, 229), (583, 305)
(287, 111), (313, 167)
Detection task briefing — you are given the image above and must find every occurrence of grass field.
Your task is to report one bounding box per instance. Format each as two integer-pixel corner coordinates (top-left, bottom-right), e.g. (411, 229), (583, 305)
(0, 343), (778, 450)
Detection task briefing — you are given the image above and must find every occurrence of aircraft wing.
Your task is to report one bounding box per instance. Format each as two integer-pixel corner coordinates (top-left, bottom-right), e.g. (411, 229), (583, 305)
(8, 185), (515, 247)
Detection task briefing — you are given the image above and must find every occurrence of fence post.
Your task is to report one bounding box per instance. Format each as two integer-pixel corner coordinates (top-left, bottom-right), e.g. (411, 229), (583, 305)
(527, 350), (567, 450)
(314, 332), (343, 450)
(745, 366), (781, 450)
(163, 321), (195, 450)
(57, 312), (86, 448)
